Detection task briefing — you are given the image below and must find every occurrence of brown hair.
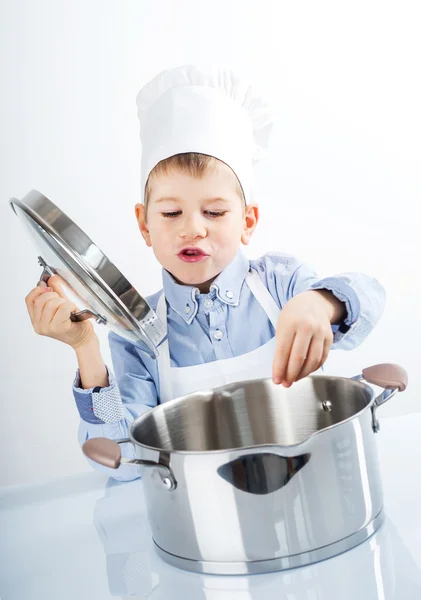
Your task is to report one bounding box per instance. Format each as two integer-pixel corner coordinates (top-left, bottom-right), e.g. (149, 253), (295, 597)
(144, 152), (245, 209)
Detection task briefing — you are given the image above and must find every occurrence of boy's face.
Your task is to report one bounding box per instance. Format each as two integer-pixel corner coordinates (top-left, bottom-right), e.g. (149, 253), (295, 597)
(135, 162), (259, 293)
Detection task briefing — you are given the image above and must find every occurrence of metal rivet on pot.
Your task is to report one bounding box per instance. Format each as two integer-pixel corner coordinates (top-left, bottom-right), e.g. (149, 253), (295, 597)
(162, 477), (176, 491)
(322, 400), (332, 412)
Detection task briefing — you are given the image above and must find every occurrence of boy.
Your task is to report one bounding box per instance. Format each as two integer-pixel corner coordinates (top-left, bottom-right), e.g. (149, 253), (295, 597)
(25, 65), (385, 480)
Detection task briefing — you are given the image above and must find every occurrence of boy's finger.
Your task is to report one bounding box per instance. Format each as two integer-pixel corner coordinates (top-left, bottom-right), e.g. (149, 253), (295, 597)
(54, 300), (79, 326)
(47, 274), (69, 300)
(284, 332), (313, 385)
(272, 327), (295, 384)
(321, 336), (333, 366)
(40, 297), (67, 327)
(296, 336), (324, 381)
(33, 292), (59, 323)
(25, 285), (53, 310)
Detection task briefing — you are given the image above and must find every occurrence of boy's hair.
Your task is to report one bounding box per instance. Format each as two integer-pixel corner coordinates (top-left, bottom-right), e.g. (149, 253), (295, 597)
(144, 152), (245, 209)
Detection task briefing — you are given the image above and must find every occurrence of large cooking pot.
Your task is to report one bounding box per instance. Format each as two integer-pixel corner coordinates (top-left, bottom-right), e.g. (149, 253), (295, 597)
(83, 363), (407, 575)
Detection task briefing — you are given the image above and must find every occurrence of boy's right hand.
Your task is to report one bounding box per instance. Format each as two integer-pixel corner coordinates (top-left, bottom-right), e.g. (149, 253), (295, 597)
(25, 274), (97, 350)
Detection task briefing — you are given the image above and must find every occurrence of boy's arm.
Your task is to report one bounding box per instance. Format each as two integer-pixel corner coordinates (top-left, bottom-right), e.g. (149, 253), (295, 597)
(73, 332), (159, 482)
(75, 336), (109, 389)
(253, 253), (386, 350)
(301, 271), (386, 350)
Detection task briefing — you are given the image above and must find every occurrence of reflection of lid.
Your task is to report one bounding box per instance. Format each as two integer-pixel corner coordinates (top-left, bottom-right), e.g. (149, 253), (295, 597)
(10, 189), (166, 358)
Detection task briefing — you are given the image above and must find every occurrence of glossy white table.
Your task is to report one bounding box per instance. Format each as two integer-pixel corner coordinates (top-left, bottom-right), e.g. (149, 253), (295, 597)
(1, 413), (421, 600)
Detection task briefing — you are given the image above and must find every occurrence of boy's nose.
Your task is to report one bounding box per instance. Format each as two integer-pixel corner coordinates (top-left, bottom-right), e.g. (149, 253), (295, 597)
(179, 216), (207, 239)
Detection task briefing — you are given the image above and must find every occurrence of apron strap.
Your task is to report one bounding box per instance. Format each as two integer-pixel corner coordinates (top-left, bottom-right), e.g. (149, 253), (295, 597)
(156, 292), (172, 403)
(245, 268), (280, 329)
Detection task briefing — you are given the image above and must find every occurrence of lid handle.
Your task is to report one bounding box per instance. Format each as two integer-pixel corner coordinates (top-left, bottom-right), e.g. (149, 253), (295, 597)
(37, 256), (107, 325)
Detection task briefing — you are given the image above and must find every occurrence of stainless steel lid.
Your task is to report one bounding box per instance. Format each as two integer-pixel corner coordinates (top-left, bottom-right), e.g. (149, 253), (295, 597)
(10, 189), (166, 358)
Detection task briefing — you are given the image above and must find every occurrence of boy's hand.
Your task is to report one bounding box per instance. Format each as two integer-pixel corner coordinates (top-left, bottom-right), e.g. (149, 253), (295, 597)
(25, 274), (97, 350)
(272, 290), (346, 387)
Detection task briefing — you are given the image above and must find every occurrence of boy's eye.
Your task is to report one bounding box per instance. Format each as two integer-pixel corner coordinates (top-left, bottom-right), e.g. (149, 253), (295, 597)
(162, 211), (182, 218)
(205, 211), (226, 217)
(161, 210), (226, 218)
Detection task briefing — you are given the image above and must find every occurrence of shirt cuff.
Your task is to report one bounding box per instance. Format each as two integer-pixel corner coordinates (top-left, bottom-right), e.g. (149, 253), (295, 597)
(309, 277), (361, 342)
(73, 368), (125, 424)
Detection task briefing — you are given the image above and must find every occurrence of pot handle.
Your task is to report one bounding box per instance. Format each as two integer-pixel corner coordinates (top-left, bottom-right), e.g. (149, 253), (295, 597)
(352, 363), (408, 432)
(82, 437), (177, 490)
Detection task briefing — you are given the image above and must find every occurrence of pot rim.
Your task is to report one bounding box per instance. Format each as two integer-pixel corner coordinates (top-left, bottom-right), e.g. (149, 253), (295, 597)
(128, 375), (375, 456)
(127, 374), (378, 456)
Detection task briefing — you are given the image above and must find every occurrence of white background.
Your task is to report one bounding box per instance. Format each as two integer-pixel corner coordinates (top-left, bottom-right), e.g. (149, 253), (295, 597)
(1, 0), (419, 486)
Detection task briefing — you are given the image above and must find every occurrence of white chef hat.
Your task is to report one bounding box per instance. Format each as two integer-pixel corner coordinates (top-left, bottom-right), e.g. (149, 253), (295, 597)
(136, 64), (273, 204)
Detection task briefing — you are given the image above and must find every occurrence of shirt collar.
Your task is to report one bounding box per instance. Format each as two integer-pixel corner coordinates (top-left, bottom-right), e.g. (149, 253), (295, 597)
(161, 251), (250, 324)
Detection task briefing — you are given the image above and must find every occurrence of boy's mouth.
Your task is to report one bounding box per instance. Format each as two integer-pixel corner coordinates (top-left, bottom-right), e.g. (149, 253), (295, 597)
(178, 247), (209, 263)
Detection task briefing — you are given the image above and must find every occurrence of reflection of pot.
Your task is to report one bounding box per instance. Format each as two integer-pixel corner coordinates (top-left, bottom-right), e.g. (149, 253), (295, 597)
(85, 364), (408, 575)
(93, 480), (156, 597)
(94, 478), (421, 600)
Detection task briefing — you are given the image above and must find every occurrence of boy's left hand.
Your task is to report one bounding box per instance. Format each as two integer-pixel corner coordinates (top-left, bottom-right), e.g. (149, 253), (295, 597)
(272, 290), (346, 387)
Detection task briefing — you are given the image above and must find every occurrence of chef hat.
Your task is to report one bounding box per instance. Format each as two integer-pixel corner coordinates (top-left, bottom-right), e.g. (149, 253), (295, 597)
(136, 64), (273, 204)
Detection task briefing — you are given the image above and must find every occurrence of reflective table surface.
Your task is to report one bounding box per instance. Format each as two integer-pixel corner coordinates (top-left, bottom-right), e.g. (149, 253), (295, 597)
(1, 413), (421, 599)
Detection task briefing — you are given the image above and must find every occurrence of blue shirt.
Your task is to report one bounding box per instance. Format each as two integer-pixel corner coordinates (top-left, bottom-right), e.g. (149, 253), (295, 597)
(74, 251), (385, 480)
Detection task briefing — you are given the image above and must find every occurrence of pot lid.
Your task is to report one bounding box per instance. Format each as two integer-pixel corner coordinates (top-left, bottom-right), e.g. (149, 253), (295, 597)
(10, 189), (166, 358)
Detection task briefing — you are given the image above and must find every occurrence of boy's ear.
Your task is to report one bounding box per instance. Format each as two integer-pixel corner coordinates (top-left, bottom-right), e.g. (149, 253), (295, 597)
(241, 203), (259, 245)
(135, 203), (152, 247)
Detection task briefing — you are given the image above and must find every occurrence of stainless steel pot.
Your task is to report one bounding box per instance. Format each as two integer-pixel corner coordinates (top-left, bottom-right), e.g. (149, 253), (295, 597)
(83, 363), (407, 575)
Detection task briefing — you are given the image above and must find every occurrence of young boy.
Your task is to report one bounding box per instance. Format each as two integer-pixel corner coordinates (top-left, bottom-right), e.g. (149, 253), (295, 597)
(25, 65), (385, 481)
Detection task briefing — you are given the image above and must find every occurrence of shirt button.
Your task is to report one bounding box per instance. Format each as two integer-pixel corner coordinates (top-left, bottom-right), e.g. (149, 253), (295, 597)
(226, 290), (234, 299)
(204, 299), (214, 309)
(185, 305), (191, 314)
(213, 329), (224, 340)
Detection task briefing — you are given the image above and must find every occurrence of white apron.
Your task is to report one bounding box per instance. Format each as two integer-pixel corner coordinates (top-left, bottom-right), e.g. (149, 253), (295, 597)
(156, 268), (316, 403)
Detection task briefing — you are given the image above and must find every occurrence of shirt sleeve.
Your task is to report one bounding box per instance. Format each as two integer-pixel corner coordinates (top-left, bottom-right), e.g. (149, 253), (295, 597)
(73, 332), (160, 481)
(252, 252), (386, 350)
